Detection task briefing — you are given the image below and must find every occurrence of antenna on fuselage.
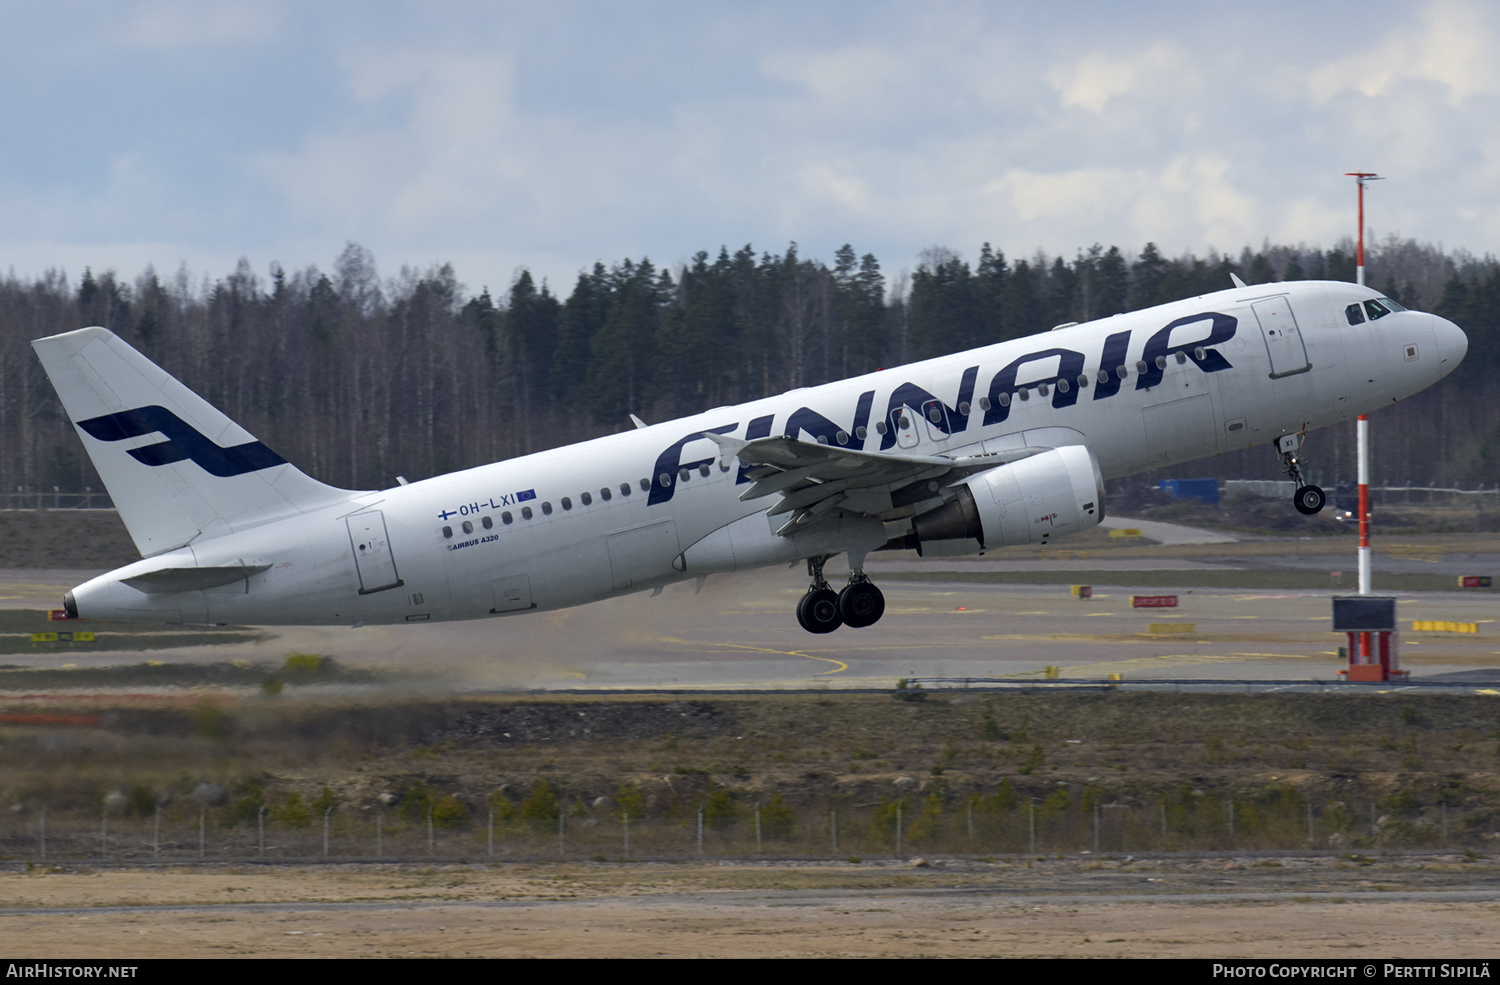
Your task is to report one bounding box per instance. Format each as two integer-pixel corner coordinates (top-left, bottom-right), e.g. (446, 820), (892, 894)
(1230, 272), (1248, 289)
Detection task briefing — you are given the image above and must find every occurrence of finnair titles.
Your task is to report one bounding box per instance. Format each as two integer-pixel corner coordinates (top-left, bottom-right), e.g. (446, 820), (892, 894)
(32, 278), (1467, 634)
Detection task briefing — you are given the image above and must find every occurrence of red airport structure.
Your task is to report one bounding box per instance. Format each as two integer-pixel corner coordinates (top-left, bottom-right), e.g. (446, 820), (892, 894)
(1333, 595), (1406, 682)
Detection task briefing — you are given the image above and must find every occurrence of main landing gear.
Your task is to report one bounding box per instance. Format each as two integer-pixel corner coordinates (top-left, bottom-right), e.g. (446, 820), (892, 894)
(1277, 432), (1325, 515)
(796, 555), (886, 634)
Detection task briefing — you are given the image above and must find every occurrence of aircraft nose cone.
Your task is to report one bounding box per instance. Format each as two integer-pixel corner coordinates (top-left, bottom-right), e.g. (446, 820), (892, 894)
(1433, 314), (1468, 374)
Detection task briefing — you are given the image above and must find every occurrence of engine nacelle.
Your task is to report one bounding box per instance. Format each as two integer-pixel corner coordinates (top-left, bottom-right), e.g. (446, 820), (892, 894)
(911, 445), (1105, 556)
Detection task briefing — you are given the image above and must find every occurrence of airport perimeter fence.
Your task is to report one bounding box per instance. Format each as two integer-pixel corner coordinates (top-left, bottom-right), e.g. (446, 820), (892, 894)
(3, 799), (1494, 864)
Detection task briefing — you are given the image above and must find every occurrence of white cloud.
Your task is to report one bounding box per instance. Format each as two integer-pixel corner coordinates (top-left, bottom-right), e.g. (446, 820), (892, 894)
(121, 0), (280, 48)
(255, 51), (525, 238)
(1004, 167), (1139, 224)
(7, 2), (1500, 296)
(1306, 0), (1500, 105)
(1047, 41), (1194, 114)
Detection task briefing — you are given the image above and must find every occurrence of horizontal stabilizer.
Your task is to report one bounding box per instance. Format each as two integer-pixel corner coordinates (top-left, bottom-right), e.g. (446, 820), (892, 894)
(121, 564), (272, 594)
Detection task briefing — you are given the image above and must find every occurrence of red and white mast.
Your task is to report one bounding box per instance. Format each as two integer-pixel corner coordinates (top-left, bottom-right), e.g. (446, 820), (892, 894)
(1345, 171), (1381, 598)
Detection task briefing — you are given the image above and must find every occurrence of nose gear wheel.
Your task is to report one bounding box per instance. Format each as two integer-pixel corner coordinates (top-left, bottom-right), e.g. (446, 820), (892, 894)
(1276, 431), (1325, 515)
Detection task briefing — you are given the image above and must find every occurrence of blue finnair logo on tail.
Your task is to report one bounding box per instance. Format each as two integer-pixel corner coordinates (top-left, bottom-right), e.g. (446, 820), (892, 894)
(76, 405), (287, 478)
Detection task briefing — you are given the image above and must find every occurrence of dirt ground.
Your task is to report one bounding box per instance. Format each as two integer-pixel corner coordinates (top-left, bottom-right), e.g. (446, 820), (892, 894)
(4, 857), (1499, 958)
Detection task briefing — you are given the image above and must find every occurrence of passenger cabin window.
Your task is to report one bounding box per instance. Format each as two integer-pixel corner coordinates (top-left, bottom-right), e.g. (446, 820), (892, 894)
(541, 501), (552, 515)
(600, 487), (611, 501)
(561, 497), (572, 510)
(619, 483), (630, 496)
(462, 520), (473, 534)
(581, 492), (592, 505)
(502, 511), (513, 524)
(442, 525), (453, 539)
(521, 506), (533, 520)
(481, 516), (493, 529)
(1345, 303), (1365, 325)
(639, 478), (650, 491)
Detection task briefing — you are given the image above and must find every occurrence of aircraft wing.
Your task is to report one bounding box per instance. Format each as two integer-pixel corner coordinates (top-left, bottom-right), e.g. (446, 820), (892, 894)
(705, 433), (1041, 535)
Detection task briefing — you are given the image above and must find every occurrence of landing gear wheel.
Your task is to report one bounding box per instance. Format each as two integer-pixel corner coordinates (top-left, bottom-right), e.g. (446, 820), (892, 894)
(797, 588), (843, 634)
(838, 581), (885, 628)
(1294, 484), (1326, 515)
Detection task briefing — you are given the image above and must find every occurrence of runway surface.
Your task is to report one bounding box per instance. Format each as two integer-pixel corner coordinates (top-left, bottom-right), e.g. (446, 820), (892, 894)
(2, 545), (1496, 693)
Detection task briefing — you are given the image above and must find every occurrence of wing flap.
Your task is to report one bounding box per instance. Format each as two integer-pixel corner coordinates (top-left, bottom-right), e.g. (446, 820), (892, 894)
(708, 434), (1046, 534)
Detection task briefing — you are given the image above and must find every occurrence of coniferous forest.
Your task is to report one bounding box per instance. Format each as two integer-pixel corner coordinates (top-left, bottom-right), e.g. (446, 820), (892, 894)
(0, 238), (1495, 504)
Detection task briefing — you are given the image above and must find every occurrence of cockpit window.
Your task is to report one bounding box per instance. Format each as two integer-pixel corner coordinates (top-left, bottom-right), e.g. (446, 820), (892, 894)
(1364, 299), (1392, 320)
(1378, 296), (1407, 312)
(1345, 303), (1365, 325)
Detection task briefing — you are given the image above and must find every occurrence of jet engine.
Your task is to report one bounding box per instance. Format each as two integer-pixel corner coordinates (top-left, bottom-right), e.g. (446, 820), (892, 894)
(910, 445), (1105, 556)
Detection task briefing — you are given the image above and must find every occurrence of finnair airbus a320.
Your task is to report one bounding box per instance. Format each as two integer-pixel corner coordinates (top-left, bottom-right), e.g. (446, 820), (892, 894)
(33, 277), (1467, 634)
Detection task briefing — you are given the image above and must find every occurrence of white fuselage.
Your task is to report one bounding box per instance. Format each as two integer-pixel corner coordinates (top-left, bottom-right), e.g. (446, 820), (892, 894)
(68, 280), (1467, 626)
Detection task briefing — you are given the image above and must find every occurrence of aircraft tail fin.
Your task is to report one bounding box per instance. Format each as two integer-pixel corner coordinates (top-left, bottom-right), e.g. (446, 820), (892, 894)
(32, 327), (356, 557)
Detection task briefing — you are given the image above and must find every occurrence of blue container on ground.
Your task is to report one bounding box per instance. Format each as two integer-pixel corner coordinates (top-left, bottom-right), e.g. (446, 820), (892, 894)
(1158, 478), (1220, 505)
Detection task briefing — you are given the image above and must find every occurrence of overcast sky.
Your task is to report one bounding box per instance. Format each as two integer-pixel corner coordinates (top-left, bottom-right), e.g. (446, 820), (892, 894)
(3, 0), (1497, 298)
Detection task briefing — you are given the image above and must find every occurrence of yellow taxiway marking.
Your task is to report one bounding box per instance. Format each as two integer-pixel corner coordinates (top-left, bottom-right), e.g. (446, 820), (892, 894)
(658, 637), (849, 674)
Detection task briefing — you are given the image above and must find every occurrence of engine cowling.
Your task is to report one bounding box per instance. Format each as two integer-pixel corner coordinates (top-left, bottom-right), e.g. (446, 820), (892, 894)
(911, 445), (1105, 556)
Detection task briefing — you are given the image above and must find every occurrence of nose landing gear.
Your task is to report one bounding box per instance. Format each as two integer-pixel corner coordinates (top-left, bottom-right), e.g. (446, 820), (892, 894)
(795, 555), (886, 633)
(1277, 432), (1325, 515)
